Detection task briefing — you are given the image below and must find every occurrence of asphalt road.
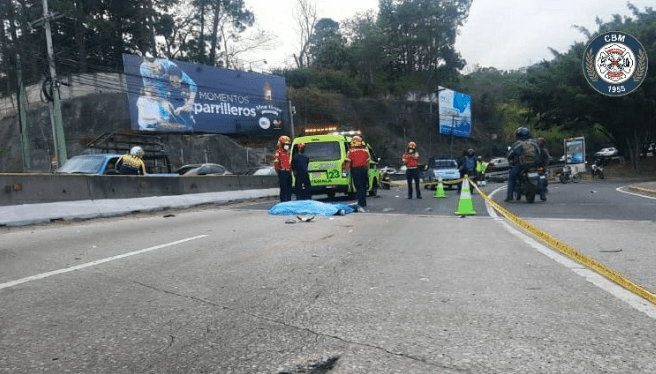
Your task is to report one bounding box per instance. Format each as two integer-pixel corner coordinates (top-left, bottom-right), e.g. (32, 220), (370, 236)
(2, 179), (656, 373)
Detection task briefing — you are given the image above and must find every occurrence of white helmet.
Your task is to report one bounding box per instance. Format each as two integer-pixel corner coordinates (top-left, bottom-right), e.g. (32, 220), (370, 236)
(130, 146), (144, 158)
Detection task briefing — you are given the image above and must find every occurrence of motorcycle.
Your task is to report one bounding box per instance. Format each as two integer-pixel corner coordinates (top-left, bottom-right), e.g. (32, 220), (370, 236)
(559, 164), (579, 184)
(588, 159), (605, 179)
(515, 165), (546, 203)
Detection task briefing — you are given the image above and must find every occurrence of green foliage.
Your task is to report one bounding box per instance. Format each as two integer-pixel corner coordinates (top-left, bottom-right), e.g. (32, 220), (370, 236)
(518, 5), (656, 167)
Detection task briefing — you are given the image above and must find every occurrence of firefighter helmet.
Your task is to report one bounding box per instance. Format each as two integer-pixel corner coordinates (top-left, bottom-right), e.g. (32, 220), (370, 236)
(407, 141), (417, 149)
(277, 135), (291, 147)
(351, 135), (363, 147)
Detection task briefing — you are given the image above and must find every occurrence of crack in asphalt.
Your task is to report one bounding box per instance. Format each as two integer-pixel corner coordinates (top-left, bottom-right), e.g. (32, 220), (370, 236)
(129, 279), (469, 373)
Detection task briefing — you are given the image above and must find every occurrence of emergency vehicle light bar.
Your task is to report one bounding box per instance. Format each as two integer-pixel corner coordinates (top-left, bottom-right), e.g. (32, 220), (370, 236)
(329, 130), (361, 136)
(303, 126), (338, 135)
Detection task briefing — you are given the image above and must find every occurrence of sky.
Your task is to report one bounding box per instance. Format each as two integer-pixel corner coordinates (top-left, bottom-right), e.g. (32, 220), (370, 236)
(242, 0), (654, 72)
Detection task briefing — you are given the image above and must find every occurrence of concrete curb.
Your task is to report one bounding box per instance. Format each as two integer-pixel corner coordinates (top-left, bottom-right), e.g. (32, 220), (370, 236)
(628, 185), (656, 196)
(0, 188), (279, 227)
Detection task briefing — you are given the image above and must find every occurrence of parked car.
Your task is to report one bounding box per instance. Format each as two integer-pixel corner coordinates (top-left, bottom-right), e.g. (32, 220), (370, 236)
(247, 166), (277, 176)
(594, 147), (618, 158)
(180, 163), (233, 176)
(58, 154), (177, 175)
(423, 158), (460, 190)
(57, 154), (123, 175)
(487, 157), (509, 171)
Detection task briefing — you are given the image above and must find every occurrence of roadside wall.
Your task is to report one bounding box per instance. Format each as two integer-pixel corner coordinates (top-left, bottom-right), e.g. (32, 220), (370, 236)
(0, 174), (277, 206)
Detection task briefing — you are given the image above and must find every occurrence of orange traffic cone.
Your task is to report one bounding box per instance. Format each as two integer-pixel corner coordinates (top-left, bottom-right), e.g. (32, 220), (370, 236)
(434, 177), (446, 198)
(455, 175), (476, 215)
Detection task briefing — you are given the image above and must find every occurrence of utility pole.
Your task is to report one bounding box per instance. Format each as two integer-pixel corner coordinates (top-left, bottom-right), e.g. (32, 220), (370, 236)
(42, 0), (68, 167)
(288, 100), (295, 138)
(17, 54), (31, 171)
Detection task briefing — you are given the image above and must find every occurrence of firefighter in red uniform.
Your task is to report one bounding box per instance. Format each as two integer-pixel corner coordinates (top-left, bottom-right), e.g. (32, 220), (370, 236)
(345, 135), (370, 209)
(402, 141), (422, 199)
(273, 135), (293, 202)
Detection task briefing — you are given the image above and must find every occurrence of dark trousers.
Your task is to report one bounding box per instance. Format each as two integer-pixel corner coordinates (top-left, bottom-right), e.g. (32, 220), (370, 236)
(294, 172), (312, 200)
(351, 166), (368, 207)
(506, 165), (522, 200)
(278, 170), (293, 202)
(406, 168), (421, 198)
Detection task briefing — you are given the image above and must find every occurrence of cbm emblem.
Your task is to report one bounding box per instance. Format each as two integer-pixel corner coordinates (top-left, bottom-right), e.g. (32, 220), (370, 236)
(583, 31), (648, 96)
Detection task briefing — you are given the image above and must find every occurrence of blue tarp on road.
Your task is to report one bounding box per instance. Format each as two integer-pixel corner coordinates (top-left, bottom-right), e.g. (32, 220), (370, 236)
(268, 200), (355, 216)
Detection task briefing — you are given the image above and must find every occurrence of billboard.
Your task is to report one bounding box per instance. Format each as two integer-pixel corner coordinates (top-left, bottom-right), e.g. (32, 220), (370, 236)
(438, 87), (472, 138)
(564, 136), (585, 169)
(122, 54), (287, 134)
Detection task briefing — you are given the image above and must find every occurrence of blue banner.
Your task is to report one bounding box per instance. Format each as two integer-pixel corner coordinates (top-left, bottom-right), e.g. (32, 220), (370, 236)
(438, 87), (472, 138)
(123, 54), (287, 134)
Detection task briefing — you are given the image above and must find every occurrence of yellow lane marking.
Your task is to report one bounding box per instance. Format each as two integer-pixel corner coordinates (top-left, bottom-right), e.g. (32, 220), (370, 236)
(470, 177), (656, 306)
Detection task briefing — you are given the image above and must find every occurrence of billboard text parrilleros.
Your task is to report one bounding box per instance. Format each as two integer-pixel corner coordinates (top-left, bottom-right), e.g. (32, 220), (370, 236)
(123, 54), (287, 134)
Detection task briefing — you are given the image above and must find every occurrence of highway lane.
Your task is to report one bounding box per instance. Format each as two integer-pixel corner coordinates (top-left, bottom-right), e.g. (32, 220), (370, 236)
(2, 181), (656, 373)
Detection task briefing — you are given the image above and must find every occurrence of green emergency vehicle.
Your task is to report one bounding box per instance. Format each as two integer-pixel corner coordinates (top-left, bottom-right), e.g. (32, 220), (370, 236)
(291, 133), (381, 199)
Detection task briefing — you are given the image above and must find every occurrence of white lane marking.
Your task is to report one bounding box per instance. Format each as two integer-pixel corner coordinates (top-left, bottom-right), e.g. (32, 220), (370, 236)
(0, 235), (209, 291)
(486, 187), (656, 319)
(617, 185), (656, 200)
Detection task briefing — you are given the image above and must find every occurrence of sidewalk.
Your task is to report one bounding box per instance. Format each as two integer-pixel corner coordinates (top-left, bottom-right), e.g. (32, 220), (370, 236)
(0, 188), (279, 227)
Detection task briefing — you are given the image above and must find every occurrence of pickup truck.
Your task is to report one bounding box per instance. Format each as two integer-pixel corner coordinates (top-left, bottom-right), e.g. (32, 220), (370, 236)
(57, 154), (176, 175)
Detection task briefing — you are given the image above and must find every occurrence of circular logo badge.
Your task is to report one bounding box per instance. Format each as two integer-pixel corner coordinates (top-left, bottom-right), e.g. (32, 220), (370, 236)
(583, 31), (648, 96)
(258, 116), (271, 129)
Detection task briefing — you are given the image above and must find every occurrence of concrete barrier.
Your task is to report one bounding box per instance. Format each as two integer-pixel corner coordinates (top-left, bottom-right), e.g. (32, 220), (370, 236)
(0, 173), (92, 205)
(0, 173), (278, 206)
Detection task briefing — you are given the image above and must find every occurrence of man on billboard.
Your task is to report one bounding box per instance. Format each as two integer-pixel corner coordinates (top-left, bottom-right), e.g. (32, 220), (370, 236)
(139, 55), (197, 130)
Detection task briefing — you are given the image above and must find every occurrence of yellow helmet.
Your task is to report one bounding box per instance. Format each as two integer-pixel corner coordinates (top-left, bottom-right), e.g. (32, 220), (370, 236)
(277, 135), (291, 148)
(407, 141), (417, 149)
(351, 135), (363, 147)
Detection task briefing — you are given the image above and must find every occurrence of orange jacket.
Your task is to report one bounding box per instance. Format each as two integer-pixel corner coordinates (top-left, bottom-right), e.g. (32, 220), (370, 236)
(273, 148), (291, 171)
(346, 147), (370, 168)
(402, 152), (420, 168)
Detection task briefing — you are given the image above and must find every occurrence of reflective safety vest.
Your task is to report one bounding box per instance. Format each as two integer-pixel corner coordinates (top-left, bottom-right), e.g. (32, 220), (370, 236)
(346, 147), (370, 168)
(402, 152), (420, 168)
(476, 161), (488, 173)
(274, 149), (291, 171)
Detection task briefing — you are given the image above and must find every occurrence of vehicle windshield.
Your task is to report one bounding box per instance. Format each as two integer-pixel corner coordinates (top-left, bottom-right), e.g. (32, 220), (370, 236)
(57, 156), (105, 174)
(432, 160), (458, 169)
(303, 142), (341, 162)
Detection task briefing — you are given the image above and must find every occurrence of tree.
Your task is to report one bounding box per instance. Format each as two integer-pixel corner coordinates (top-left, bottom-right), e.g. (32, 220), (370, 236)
(519, 5), (656, 169)
(292, 0), (318, 68)
(377, 0), (472, 76)
(308, 18), (348, 70)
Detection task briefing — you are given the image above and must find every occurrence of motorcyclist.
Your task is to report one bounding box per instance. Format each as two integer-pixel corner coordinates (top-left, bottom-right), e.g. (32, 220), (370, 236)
(458, 148), (477, 193)
(505, 127), (540, 202)
(116, 146), (147, 175)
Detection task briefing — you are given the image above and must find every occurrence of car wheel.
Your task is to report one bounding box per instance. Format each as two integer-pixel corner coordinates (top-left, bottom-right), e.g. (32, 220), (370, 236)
(369, 180), (378, 197)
